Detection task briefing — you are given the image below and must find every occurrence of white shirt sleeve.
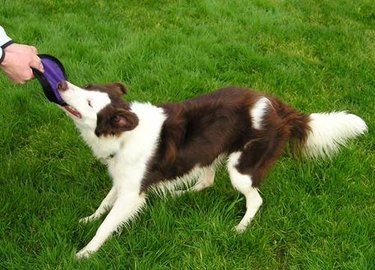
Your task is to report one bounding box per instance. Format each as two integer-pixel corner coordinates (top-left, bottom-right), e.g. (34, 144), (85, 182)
(0, 26), (13, 63)
(0, 26), (12, 46)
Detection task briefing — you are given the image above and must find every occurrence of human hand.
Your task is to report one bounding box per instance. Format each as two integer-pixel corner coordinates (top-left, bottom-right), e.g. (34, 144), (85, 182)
(0, 43), (44, 84)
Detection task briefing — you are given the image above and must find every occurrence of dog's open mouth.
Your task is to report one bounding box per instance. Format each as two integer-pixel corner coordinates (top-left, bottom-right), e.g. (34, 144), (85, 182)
(63, 105), (82, 118)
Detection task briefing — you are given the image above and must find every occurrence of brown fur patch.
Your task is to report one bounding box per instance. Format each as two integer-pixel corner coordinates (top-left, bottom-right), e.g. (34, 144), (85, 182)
(140, 87), (309, 191)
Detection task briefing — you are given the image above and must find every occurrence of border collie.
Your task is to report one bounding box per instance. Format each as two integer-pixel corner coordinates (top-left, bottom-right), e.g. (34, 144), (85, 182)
(57, 81), (367, 258)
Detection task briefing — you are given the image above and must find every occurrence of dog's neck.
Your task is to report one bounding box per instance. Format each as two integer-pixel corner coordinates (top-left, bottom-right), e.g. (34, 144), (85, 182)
(75, 123), (124, 162)
(100, 149), (118, 165)
(75, 102), (167, 165)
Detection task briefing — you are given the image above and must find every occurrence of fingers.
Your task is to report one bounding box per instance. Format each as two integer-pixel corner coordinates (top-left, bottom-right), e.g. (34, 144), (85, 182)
(4, 43), (42, 72)
(30, 54), (44, 73)
(11, 70), (33, 84)
(15, 68), (34, 84)
(28, 46), (43, 73)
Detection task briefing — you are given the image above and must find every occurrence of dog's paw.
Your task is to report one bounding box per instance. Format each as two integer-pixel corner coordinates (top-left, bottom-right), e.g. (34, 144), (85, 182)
(76, 248), (93, 259)
(234, 224), (247, 234)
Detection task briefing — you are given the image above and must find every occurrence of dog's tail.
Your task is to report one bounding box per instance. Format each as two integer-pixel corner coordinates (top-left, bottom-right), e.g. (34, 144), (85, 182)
(271, 98), (368, 159)
(299, 112), (368, 158)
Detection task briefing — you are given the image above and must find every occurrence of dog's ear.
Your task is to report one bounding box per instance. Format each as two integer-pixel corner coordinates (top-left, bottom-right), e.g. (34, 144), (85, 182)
(95, 108), (138, 137)
(108, 82), (128, 96)
(84, 82), (127, 96)
(111, 109), (138, 131)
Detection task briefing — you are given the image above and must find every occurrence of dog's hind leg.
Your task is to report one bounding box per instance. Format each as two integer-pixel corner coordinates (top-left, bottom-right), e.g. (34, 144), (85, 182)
(79, 186), (118, 224)
(191, 166), (216, 192)
(227, 152), (263, 233)
(227, 129), (288, 233)
(173, 166), (215, 196)
(76, 191), (146, 258)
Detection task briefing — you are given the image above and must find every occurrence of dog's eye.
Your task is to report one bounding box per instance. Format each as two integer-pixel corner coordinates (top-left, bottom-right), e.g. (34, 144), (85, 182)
(88, 100), (93, 108)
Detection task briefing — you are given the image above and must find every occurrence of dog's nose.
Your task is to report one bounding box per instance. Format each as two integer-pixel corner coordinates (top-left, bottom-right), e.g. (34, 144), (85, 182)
(58, 80), (68, 91)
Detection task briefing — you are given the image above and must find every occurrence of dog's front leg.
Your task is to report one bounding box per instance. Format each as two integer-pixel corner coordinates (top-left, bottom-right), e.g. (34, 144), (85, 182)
(76, 191), (146, 259)
(79, 186), (118, 224)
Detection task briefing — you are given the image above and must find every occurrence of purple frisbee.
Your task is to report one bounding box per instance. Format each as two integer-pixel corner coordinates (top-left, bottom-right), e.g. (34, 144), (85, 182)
(32, 54), (67, 105)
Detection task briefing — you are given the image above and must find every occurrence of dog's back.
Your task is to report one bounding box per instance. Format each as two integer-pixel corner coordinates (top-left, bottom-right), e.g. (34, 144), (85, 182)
(142, 87), (310, 190)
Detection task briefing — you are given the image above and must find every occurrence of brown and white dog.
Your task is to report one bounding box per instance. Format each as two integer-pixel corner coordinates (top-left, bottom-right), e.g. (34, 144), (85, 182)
(57, 81), (367, 258)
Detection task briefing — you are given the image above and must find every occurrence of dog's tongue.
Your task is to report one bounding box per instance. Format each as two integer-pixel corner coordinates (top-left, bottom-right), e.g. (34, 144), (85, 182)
(64, 105), (82, 118)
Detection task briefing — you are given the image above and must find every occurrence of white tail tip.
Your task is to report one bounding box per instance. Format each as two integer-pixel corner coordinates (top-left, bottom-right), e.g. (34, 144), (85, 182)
(303, 112), (368, 159)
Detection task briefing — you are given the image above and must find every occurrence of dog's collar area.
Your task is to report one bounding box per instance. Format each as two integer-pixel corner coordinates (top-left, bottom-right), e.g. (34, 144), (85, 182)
(104, 152), (116, 161)
(104, 140), (125, 162)
(100, 152), (117, 165)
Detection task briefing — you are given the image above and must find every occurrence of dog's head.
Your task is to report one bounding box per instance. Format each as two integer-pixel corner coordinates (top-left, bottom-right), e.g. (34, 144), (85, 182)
(58, 81), (139, 137)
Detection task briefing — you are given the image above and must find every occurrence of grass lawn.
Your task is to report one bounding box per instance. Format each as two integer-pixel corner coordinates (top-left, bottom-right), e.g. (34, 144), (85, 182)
(0, 0), (374, 269)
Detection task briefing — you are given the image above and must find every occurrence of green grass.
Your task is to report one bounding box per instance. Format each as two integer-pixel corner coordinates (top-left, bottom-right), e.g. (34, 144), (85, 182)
(0, 0), (374, 269)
